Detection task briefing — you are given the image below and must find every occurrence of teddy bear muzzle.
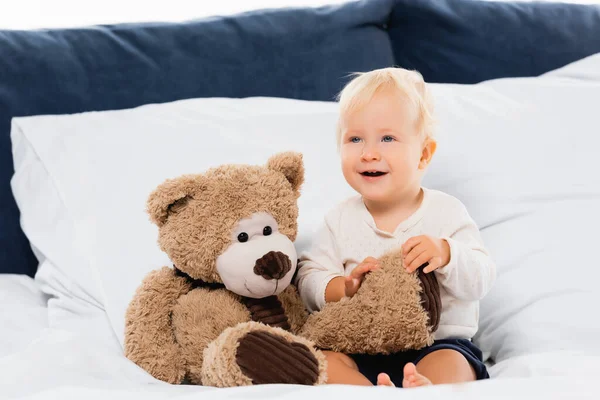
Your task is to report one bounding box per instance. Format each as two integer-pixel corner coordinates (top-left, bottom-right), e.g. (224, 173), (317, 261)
(253, 251), (292, 280)
(216, 229), (297, 298)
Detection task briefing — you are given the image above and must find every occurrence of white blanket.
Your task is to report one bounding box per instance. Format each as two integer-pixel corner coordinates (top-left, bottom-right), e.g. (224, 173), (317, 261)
(1, 276), (599, 399)
(0, 275), (48, 358)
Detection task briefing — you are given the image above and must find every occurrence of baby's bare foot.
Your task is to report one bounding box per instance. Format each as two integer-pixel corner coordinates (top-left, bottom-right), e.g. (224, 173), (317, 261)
(402, 363), (432, 388)
(377, 372), (395, 387)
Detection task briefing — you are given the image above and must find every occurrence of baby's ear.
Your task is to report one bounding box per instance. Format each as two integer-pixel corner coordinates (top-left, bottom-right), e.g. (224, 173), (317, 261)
(146, 175), (202, 227)
(266, 152), (305, 193)
(419, 139), (437, 169)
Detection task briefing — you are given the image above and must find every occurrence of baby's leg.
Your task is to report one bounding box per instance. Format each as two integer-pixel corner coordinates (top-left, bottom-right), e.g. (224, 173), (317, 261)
(404, 349), (476, 387)
(323, 351), (373, 386)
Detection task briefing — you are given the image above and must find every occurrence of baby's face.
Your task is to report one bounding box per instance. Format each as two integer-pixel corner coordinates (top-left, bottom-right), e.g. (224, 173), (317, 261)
(339, 88), (426, 205)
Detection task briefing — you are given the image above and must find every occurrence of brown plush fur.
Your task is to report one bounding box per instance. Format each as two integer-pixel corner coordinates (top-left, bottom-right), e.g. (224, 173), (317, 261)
(278, 285), (310, 334)
(124, 267), (191, 383)
(300, 247), (435, 355)
(124, 152), (327, 387)
(171, 288), (251, 383)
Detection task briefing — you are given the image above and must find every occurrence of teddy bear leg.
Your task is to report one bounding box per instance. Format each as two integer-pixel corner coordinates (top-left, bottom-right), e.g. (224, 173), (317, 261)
(201, 321), (327, 387)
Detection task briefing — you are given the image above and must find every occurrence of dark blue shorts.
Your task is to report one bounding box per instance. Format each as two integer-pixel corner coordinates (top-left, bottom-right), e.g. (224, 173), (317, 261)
(348, 339), (489, 387)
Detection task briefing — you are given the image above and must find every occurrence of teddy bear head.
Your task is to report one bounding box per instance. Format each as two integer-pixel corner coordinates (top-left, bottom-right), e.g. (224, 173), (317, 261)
(146, 152), (304, 299)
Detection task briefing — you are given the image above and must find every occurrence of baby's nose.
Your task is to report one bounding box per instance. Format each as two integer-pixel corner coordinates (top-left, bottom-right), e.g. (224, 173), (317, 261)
(361, 147), (381, 161)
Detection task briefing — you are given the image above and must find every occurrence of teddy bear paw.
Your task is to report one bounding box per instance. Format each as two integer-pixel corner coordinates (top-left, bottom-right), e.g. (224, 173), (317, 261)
(202, 322), (327, 387)
(236, 330), (320, 385)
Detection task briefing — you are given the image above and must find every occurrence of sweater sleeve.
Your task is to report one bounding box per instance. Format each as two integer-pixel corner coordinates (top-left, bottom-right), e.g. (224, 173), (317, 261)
(435, 201), (497, 302)
(294, 218), (345, 313)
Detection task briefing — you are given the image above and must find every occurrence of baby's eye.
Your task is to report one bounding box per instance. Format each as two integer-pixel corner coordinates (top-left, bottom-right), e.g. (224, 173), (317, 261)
(382, 135), (395, 143)
(349, 137), (362, 143)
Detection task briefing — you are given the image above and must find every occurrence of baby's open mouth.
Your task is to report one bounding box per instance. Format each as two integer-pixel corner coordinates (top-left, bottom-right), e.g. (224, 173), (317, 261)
(360, 171), (387, 177)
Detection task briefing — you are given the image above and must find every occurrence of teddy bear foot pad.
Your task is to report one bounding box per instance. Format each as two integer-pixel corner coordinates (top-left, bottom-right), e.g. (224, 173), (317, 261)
(236, 331), (320, 385)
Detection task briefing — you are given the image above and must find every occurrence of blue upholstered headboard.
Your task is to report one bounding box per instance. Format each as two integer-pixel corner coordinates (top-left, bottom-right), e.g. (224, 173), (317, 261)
(1, 0), (599, 276)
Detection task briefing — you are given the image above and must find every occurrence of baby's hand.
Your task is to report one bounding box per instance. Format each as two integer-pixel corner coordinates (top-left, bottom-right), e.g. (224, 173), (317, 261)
(402, 235), (450, 274)
(345, 257), (380, 297)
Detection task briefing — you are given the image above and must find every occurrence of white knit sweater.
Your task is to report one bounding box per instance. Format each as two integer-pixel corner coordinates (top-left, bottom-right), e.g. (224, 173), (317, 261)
(295, 187), (496, 340)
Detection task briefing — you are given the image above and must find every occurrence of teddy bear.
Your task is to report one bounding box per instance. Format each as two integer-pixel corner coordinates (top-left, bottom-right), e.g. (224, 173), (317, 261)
(124, 152), (327, 387)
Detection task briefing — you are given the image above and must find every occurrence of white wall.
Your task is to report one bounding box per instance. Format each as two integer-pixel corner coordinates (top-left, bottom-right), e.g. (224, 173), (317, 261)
(1, 0), (598, 30)
(1, 0), (350, 30)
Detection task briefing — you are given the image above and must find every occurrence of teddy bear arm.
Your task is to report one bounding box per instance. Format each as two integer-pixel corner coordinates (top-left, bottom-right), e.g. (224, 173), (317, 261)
(300, 263), (437, 354)
(278, 285), (309, 334)
(124, 266), (190, 384)
(171, 288), (251, 384)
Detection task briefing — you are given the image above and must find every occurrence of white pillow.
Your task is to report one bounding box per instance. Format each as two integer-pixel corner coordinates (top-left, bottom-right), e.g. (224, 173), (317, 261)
(423, 54), (600, 363)
(541, 53), (600, 81)
(11, 97), (354, 343)
(10, 54), (600, 366)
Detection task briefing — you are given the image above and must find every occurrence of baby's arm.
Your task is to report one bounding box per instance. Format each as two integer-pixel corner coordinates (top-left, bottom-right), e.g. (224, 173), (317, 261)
(295, 219), (345, 312)
(435, 202), (496, 301)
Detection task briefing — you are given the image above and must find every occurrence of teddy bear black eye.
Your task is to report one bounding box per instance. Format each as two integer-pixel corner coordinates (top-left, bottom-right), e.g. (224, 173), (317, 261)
(237, 232), (249, 243)
(263, 226), (272, 236)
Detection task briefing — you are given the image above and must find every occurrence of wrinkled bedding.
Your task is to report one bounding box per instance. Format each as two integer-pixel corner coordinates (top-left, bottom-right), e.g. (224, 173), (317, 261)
(1, 276), (598, 399)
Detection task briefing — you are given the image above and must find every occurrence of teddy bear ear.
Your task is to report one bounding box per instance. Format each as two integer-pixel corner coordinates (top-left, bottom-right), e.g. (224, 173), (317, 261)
(146, 174), (201, 227)
(266, 152), (305, 193)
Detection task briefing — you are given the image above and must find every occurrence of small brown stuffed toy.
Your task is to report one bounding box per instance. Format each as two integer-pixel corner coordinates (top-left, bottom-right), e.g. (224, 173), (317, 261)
(124, 152), (327, 387)
(299, 246), (442, 355)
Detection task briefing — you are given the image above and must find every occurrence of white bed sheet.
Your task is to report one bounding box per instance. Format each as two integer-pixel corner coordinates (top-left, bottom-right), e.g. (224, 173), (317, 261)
(2, 338), (599, 400)
(0, 275), (48, 358)
(9, 378), (600, 400)
(1, 279), (598, 400)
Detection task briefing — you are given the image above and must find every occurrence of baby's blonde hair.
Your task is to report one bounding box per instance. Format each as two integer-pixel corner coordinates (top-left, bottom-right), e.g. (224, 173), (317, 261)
(336, 67), (435, 147)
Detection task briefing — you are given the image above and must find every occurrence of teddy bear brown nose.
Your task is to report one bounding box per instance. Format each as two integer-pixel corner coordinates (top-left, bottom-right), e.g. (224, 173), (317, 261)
(254, 251), (292, 280)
